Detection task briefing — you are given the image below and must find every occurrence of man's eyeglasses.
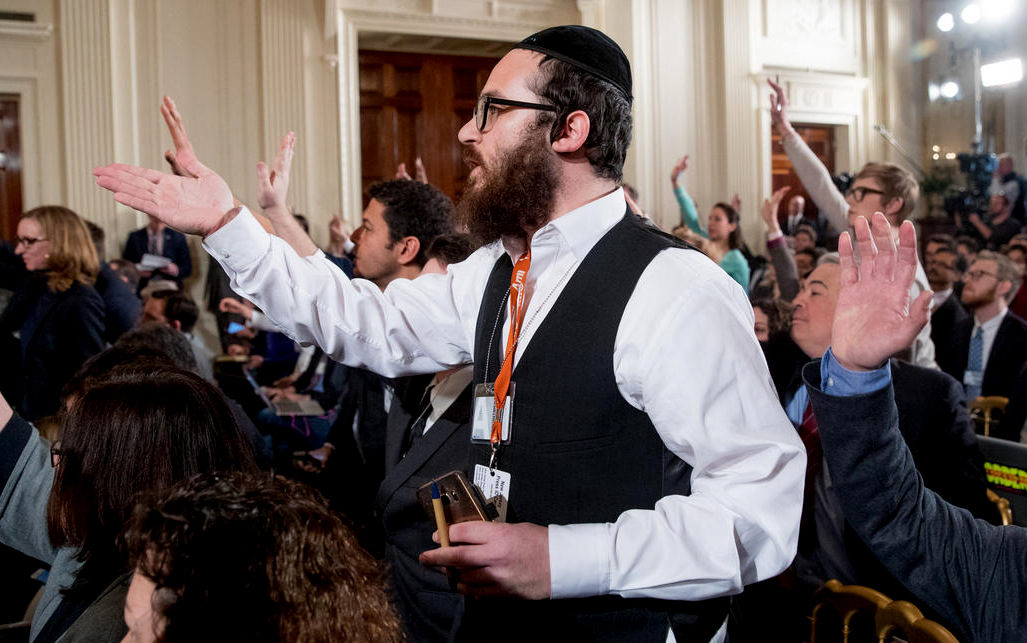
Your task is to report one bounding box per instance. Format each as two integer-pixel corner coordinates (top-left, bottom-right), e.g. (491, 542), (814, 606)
(965, 269), (999, 282)
(50, 440), (64, 468)
(16, 237), (46, 247)
(473, 95), (558, 132)
(845, 186), (886, 203)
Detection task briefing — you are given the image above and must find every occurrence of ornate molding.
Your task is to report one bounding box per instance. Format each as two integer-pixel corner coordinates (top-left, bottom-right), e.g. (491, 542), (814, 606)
(0, 19), (54, 41)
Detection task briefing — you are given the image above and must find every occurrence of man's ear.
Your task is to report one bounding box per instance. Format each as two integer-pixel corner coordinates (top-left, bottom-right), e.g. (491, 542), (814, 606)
(551, 110), (591, 154)
(883, 196), (904, 221)
(997, 279), (1013, 300)
(395, 236), (422, 266)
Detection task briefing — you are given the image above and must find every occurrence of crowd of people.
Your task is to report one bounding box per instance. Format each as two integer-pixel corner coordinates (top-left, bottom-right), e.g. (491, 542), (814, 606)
(1, 23), (1026, 643)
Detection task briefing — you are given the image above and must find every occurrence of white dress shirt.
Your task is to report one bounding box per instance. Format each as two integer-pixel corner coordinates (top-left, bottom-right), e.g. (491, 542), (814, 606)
(424, 366), (474, 433)
(203, 187), (805, 603)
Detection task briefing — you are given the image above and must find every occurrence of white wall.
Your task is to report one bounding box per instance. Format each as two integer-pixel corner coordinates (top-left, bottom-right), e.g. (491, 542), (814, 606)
(0, 0), (924, 267)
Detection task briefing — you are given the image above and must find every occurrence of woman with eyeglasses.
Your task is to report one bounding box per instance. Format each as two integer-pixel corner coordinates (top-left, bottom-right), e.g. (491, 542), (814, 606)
(1, 206), (106, 421)
(0, 364), (257, 643)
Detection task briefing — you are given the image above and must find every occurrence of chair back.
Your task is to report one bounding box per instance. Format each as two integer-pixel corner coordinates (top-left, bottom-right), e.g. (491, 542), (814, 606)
(970, 396), (1008, 437)
(809, 579), (959, 643)
(977, 434), (1027, 527)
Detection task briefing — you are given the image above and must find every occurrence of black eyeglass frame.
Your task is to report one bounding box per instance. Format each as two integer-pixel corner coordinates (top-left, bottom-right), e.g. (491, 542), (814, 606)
(50, 440), (63, 468)
(473, 96), (558, 132)
(844, 186), (887, 203)
(15, 237), (47, 247)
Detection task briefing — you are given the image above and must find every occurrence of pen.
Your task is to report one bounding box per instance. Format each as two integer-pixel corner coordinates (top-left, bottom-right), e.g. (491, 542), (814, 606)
(431, 481), (450, 547)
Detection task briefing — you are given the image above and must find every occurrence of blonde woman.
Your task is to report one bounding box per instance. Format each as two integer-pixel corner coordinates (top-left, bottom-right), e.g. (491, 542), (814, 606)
(2, 206), (105, 420)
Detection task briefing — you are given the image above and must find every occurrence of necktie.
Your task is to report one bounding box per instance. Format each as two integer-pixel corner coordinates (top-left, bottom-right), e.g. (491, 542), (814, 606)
(148, 232), (159, 255)
(966, 326), (984, 401)
(797, 401), (822, 554)
(401, 384), (434, 459)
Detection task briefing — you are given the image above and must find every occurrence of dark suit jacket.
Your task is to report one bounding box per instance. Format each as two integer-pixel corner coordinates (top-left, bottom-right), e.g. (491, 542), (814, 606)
(375, 376), (471, 643)
(93, 264), (141, 343)
(0, 277), (105, 420)
(122, 227), (192, 282)
(935, 311), (1027, 399)
(806, 361), (1027, 643)
(930, 291), (969, 352)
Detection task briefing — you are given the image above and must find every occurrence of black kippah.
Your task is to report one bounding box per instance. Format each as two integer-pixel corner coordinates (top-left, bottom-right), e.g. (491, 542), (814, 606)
(516, 25), (632, 102)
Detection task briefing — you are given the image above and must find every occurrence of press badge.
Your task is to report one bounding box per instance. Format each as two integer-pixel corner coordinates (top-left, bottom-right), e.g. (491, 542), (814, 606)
(474, 464), (511, 522)
(964, 370), (983, 387)
(471, 382), (514, 443)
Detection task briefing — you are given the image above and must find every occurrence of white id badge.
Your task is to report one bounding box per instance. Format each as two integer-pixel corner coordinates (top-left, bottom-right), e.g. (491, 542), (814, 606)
(474, 464), (511, 522)
(963, 370), (983, 387)
(471, 382), (514, 443)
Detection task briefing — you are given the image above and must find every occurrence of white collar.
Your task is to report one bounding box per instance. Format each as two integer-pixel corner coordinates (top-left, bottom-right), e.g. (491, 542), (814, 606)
(974, 308), (1007, 333)
(500, 187), (626, 262)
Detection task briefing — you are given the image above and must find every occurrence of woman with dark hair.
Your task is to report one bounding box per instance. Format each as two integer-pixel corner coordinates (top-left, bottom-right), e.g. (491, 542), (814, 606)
(670, 156), (751, 292)
(751, 297), (793, 344)
(121, 472), (402, 643)
(0, 367), (257, 643)
(1, 206), (106, 421)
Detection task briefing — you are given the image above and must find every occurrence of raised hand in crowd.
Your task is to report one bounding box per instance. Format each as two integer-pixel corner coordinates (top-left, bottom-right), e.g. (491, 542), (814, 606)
(218, 296), (254, 321)
(768, 78), (797, 138)
(256, 132), (295, 213)
(328, 214), (351, 256)
(760, 186), (791, 235)
(395, 157), (428, 183)
(95, 97), (234, 236)
(730, 192), (741, 214)
(832, 212), (932, 371)
(670, 154), (689, 188)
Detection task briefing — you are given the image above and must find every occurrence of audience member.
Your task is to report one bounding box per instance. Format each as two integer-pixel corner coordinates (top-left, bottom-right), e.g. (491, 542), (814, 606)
(107, 258), (140, 289)
(752, 297), (792, 344)
(1, 206), (105, 421)
(783, 194), (812, 235)
(122, 214), (192, 288)
(1004, 242), (1027, 320)
(745, 248), (991, 638)
(968, 193), (1022, 250)
(141, 289), (214, 381)
(84, 220), (142, 343)
(793, 224), (817, 252)
(925, 232), (956, 258)
(956, 234), (980, 266)
(96, 26), (805, 642)
(761, 186), (801, 300)
(991, 153), (1025, 221)
(0, 366), (256, 643)
(794, 247), (820, 280)
(926, 246), (970, 354)
(806, 213), (1026, 642)
(671, 154), (751, 292)
(935, 250), (1027, 405)
(769, 79), (937, 369)
(121, 472), (402, 643)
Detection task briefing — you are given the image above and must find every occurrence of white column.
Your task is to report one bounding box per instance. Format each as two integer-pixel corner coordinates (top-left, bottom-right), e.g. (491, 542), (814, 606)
(261, 0), (309, 212)
(59, 0), (116, 229)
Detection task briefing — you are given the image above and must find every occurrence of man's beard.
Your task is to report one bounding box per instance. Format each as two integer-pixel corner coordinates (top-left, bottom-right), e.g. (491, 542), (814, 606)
(455, 130), (560, 244)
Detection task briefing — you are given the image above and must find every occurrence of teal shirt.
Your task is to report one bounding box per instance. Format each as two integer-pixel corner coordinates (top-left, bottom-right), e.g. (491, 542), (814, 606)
(674, 185), (750, 292)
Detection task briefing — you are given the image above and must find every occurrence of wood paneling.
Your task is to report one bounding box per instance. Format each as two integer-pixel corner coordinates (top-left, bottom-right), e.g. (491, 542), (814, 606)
(0, 95), (22, 241)
(358, 50), (499, 207)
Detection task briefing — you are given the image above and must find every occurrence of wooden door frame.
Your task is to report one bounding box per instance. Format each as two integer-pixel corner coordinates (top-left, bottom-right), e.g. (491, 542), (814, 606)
(334, 9), (547, 227)
(0, 77), (41, 218)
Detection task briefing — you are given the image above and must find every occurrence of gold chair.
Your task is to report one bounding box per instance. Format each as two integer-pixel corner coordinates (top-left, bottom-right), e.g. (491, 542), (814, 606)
(986, 488), (1013, 526)
(969, 396), (1009, 437)
(809, 579), (960, 643)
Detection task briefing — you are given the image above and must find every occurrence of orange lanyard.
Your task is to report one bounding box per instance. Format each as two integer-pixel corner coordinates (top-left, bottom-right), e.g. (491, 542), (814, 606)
(492, 250), (531, 446)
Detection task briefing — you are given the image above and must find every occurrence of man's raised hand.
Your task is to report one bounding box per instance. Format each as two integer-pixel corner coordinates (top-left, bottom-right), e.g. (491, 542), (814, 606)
(257, 132), (295, 211)
(94, 163), (234, 237)
(831, 213), (932, 371)
(767, 79), (794, 137)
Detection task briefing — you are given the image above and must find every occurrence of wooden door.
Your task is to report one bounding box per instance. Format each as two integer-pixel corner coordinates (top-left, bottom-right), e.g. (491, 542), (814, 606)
(771, 123), (836, 224)
(358, 50), (500, 207)
(0, 95), (22, 242)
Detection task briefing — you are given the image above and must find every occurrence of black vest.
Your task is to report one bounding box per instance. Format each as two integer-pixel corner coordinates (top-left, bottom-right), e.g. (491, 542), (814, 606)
(461, 212), (729, 642)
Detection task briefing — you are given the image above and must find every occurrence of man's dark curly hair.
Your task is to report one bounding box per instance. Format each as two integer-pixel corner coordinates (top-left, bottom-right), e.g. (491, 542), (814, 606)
(123, 472), (403, 643)
(368, 179), (455, 268)
(529, 57), (633, 182)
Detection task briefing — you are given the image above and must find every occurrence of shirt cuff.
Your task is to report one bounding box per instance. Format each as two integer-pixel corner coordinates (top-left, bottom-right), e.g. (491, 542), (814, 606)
(767, 232), (785, 246)
(202, 206), (272, 273)
(820, 348), (892, 396)
(343, 239), (355, 254)
(548, 523), (611, 598)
